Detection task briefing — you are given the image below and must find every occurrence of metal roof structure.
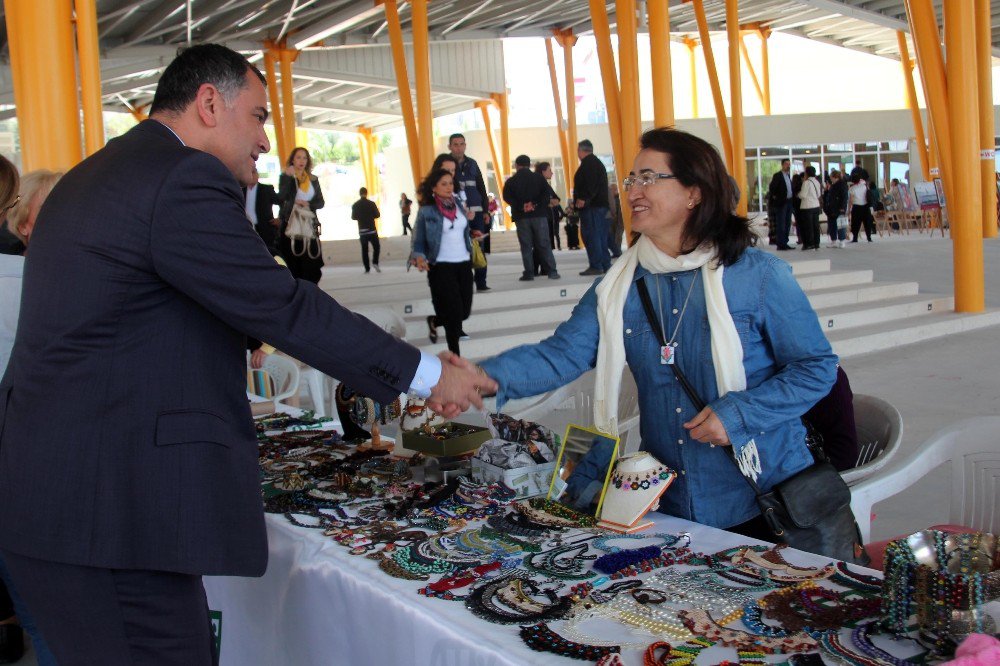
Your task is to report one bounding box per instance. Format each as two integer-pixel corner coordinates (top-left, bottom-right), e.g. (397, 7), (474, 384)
(0, 1), (996, 132)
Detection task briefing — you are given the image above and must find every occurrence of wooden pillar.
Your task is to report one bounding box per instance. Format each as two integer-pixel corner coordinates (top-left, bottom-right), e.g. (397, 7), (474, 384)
(383, 0), (422, 189)
(5, 0), (82, 171)
(647, 0), (674, 126)
(545, 38), (572, 199)
(943, 0), (984, 311)
(975, 0), (997, 238)
(726, 0), (747, 216)
(75, 0), (105, 155)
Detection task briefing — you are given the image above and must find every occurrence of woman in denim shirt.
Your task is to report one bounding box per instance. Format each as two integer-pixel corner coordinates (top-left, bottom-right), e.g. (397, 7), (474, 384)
(479, 129), (837, 539)
(410, 168), (482, 356)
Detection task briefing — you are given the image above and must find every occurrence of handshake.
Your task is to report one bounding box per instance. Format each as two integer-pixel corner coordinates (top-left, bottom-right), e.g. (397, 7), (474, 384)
(426, 351), (498, 419)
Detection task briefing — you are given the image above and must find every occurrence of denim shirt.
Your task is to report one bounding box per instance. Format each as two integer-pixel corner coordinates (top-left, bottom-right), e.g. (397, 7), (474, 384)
(479, 247), (838, 529)
(411, 203), (472, 265)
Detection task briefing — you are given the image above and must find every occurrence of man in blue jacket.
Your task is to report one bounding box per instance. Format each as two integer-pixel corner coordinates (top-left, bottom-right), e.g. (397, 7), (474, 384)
(0, 44), (491, 665)
(449, 133), (491, 292)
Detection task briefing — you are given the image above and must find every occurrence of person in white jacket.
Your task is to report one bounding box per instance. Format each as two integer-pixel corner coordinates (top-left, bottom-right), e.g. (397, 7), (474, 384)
(796, 165), (823, 250)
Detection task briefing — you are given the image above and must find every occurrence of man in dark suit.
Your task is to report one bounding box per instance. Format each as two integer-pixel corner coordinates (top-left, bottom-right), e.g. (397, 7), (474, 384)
(245, 167), (280, 254)
(0, 44), (492, 665)
(767, 158), (794, 250)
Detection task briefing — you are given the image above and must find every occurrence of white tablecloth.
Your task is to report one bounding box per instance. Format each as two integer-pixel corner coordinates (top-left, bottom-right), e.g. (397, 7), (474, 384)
(204, 509), (931, 666)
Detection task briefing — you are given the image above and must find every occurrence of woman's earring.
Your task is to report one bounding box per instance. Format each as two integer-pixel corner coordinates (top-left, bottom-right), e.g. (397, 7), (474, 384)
(687, 201), (695, 209)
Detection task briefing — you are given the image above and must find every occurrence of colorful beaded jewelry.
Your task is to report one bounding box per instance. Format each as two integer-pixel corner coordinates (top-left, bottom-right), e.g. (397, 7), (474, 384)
(464, 571), (571, 625)
(611, 464), (675, 491)
(527, 497), (598, 527)
(519, 622), (620, 661)
(592, 532), (690, 554)
(678, 608), (818, 654)
(523, 542), (597, 580)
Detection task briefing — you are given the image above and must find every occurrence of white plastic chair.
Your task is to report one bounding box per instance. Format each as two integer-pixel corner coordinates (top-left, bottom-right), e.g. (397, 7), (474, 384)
(352, 306), (407, 340)
(257, 354), (300, 404)
(849, 416), (1000, 543)
(841, 394), (903, 486)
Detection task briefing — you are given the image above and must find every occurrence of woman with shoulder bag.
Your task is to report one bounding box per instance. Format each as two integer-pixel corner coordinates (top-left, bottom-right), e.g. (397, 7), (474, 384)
(278, 147), (325, 283)
(477, 128), (867, 563)
(797, 166), (823, 250)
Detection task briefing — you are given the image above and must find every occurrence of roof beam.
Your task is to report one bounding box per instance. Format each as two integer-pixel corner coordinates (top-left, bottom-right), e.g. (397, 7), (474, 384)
(793, 0), (908, 32)
(291, 2), (385, 50)
(124, 1), (185, 45)
(292, 66), (492, 99)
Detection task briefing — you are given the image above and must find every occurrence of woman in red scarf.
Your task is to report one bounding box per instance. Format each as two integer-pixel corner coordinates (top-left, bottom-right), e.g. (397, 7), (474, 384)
(409, 168), (481, 355)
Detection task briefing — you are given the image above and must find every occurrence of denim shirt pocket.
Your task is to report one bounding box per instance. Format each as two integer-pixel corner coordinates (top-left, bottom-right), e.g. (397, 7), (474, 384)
(700, 313), (756, 364)
(623, 319), (658, 383)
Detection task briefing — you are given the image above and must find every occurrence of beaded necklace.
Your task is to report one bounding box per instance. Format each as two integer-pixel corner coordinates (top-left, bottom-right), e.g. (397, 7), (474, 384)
(523, 542), (597, 580)
(561, 594), (686, 647)
(831, 562), (883, 595)
(641, 637), (715, 666)
(611, 463), (675, 491)
(527, 497), (599, 527)
(519, 622), (620, 662)
(464, 571), (571, 625)
(592, 532), (689, 554)
(678, 608), (819, 654)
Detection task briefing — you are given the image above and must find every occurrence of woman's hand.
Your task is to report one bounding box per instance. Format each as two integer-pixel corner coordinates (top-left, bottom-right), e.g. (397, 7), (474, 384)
(465, 209), (474, 220)
(250, 348), (269, 369)
(471, 230), (484, 239)
(411, 256), (429, 272)
(284, 166), (297, 177)
(683, 406), (731, 447)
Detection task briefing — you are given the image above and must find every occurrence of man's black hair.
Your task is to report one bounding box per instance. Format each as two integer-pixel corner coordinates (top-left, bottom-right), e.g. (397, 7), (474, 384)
(151, 43), (265, 115)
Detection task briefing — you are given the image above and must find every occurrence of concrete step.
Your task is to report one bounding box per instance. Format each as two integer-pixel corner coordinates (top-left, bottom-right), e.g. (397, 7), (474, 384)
(796, 269), (873, 291)
(405, 299), (578, 339)
(805, 281), (919, 310)
(814, 294), (954, 332)
(830, 309), (1000, 359)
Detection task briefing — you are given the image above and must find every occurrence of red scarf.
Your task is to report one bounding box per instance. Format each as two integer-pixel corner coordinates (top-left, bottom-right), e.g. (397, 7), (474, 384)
(435, 194), (457, 222)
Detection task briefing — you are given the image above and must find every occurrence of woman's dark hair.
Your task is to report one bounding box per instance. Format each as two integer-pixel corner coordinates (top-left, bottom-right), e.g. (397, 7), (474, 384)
(150, 44), (265, 115)
(286, 147), (313, 174)
(850, 173), (862, 185)
(418, 168), (454, 206)
(535, 161), (551, 173)
(805, 165), (817, 178)
(637, 127), (755, 266)
(431, 153), (457, 173)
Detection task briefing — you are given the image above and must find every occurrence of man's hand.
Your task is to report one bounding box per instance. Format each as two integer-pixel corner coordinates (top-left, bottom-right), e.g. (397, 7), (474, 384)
(269, 217), (281, 228)
(574, 199), (585, 209)
(523, 202), (536, 213)
(425, 351), (498, 418)
(683, 406), (731, 447)
(284, 166), (296, 177)
(250, 348), (269, 369)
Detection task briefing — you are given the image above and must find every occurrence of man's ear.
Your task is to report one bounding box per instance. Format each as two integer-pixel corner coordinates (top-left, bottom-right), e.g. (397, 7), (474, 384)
(194, 83), (222, 128)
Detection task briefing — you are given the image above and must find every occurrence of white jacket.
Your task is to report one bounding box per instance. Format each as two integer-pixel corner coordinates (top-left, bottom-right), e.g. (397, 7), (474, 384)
(797, 177), (823, 209)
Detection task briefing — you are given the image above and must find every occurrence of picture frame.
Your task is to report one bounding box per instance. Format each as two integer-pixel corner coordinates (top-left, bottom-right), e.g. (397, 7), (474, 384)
(545, 423), (620, 519)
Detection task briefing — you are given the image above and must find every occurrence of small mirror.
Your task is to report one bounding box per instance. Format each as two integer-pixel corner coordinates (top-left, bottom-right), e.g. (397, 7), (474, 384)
(546, 424), (619, 518)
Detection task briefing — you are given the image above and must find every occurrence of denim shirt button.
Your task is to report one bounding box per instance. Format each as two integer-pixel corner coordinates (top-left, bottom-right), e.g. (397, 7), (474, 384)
(680, 470), (686, 475)
(671, 308), (678, 314)
(675, 407), (682, 413)
(671, 276), (677, 281)
(677, 439), (684, 445)
(625, 328), (632, 334)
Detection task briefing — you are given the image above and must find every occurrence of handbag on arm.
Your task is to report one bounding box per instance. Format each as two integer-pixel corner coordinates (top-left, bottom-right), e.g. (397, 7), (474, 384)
(634, 278), (870, 565)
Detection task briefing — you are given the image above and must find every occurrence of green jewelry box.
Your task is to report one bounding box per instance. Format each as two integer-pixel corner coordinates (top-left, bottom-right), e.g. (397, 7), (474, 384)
(401, 422), (492, 457)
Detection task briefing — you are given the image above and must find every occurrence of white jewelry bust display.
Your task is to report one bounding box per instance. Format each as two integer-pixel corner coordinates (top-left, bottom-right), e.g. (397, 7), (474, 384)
(598, 452), (676, 533)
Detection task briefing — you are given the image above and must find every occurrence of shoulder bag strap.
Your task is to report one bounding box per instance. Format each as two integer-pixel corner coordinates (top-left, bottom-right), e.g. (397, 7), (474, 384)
(634, 277), (764, 496)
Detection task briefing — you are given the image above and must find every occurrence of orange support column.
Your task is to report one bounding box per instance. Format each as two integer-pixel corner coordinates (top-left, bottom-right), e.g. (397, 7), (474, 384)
(554, 30), (579, 180)
(6, 0), (82, 171)
(905, 0), (953, 189)
(278, 46), (299, 157)
(589, 0), (628, 236)
(975, 0), (997, 238)
(726, 0), (747, 216)
(738, 32), (765, 115)
(684, 37), (699, 119)
(545, 38), (572, 199)
(691, 0), (734, 173)
(411, 0), (434, 174)
(647, 0), (675, 126)
(943, 0), (984, 311)
(263, 48), (286, 162)
(491, 92), (512, 189)
(75, 0), (105, 155)
(476, 101), (511, 229)
(896, 32), (930, 182)
(383, 0), (422, 189)
(616, 0), (641, 171)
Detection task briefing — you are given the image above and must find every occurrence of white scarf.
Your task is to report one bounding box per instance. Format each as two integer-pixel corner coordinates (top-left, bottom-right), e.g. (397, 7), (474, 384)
(593, 234), (746, 438)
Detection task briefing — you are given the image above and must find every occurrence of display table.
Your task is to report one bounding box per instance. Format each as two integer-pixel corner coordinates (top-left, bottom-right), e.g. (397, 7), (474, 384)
(204, 512), (946, 666)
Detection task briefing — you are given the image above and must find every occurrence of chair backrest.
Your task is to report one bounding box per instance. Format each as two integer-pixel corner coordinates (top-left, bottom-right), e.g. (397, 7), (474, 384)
(841, 394), (903, 486)
(259, 354), (301, 403)
(353, 306), (407, 340)
(850, 416), (1000, 543)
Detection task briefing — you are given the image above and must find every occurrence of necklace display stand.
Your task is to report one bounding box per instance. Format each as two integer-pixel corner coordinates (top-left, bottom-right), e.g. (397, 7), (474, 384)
(598, 452), (676, 533)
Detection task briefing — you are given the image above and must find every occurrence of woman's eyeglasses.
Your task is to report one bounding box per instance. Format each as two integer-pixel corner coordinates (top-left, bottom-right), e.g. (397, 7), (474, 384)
(1, 195), (19, 214)
(622, 173), (678, 192)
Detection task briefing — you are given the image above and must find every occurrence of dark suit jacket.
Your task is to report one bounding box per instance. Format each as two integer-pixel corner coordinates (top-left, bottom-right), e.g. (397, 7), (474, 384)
(249, 182), (279, 253)
(572, 153), (610, 209)
(0, 120), (420, 576)
(767, 171), (791, 208)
